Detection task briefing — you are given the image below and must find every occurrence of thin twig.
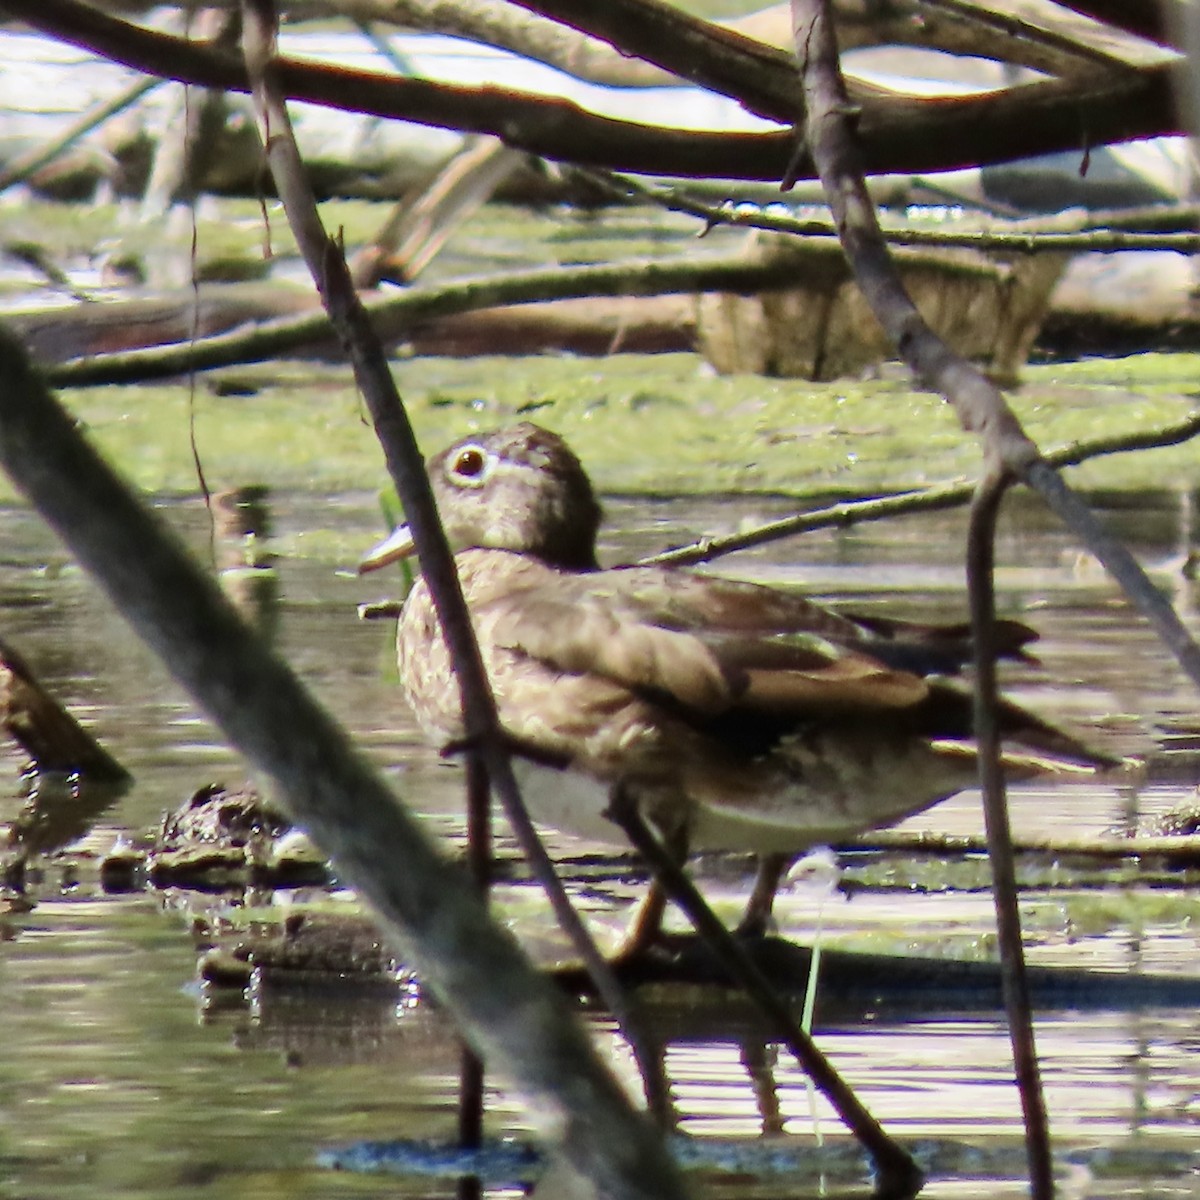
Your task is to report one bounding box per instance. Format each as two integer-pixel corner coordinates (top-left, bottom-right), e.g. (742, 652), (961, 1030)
(238, 0), (670, 1126)
(645, 408), (1200, 568)
(236, 1), (680, 1193)
(591, 169), (1200, 255)
(607, 790), (922, 1198)
(968, 472), (1053, 1196)
(457, 753), (490, 1200)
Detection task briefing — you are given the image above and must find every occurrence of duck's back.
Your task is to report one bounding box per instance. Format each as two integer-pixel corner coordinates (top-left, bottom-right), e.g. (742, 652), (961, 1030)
(394, 549), (1034, 853)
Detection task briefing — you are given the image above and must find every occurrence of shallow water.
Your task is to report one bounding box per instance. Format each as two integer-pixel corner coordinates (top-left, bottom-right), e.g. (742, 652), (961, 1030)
(2, 484), (1200, 1198)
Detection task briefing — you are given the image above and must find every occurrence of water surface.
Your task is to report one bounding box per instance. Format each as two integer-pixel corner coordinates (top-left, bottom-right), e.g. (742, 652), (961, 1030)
(1, 484), (1199, 1198)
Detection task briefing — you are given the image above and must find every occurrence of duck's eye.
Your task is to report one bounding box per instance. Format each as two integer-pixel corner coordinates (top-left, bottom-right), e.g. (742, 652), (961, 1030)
(449, 445), (489, 482)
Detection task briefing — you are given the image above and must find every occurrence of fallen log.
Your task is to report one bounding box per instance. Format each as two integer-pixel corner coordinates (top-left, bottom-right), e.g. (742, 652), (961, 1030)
(10, 239), (1200, 380)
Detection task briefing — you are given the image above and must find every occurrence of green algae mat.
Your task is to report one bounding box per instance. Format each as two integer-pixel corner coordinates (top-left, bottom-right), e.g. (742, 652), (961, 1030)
(53, 349), (1200, 502)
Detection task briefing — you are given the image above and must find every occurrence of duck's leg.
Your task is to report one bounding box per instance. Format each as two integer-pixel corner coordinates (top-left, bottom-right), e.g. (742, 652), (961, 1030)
(609, 790), (689, 962)
(735, 852), (795, 938)
(614, 878), (669, 961)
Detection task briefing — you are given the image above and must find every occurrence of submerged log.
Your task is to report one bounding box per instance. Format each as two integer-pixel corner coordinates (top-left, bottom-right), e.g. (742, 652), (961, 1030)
(0, 636), (128, 782)
(0, 636), (130, 858)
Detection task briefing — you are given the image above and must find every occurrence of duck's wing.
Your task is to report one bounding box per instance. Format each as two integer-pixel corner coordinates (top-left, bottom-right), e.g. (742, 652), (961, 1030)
(476, 575), (1114, 772)
(601, 566), (1039, 673)
(909, 680), (1121, 769)
(483, 587), (929, 720)
(593, 566), (866, 640)
(841, 611), (1040, 669)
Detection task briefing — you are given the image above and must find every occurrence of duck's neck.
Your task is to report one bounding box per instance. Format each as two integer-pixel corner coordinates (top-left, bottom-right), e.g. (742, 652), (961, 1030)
(527, 536), (599, 574)
(537, 548), (599, 573)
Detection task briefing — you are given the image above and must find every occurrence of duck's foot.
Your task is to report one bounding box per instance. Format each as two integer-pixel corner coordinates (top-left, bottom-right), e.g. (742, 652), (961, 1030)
(609, 879), (669, 966)
(734, 851), (794, 939)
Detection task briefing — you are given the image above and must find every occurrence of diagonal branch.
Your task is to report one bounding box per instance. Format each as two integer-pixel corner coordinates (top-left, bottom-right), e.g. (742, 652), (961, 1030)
(0, 0), (1183, 183)
(0, 315), (685, 1200)
(792, 0), (1055, 1180)
(966, 471), (1053, 1196)
(789, 0), (1200, 693)
(787, 0), (1200, 1192)
(238, 0), (671, 1133)
(644, 408), (1200, 568)
(607, 790), (922, 1197)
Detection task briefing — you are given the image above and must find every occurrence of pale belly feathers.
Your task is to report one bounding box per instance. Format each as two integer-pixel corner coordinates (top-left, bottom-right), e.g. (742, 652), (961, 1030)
(508, 728), (973, 853)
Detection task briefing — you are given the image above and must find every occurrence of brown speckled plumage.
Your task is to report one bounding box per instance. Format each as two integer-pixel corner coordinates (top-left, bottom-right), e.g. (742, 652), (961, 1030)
(363, 423), (1112, 944)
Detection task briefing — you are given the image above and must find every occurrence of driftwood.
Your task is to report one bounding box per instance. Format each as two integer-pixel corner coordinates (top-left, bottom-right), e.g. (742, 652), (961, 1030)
(0, 638), (128, 782)
(13, 242), (1200, 381)
(697, 230), (1068, 383)
(0, 0), (1183, 186)
(0, 636), (130, 859)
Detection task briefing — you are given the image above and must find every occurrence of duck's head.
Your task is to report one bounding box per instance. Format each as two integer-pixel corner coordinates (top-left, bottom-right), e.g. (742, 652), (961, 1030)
(358, 423), (602, 575)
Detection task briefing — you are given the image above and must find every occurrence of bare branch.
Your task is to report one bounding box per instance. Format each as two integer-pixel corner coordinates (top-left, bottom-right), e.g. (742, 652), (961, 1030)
(608, 789), (923, 1196)
(788, 0), (1197, 1188)
(0, 318), (687, 1200)
(591, 170), (1200, 253)
(788, 0), (1200, 697)
(644, 407), (1200, 567)
(0, 0), (1182, 182)
(967, 472), (1053, 1196)
(237, 0), (671, 1128)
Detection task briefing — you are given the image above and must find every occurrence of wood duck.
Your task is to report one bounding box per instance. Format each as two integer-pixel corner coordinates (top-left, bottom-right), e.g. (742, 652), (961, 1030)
(360, 422), (1113, 952)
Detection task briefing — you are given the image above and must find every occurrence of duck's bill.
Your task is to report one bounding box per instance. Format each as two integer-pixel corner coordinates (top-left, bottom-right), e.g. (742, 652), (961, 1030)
(358, 524), (416, 574)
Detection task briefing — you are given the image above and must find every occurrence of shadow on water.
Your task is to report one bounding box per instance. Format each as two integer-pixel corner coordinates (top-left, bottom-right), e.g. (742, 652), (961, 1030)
(1, 484), (1200, 1197)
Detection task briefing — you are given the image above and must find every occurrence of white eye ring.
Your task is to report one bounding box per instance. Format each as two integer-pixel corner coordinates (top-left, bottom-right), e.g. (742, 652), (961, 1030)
(446, 444), (493, 487)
